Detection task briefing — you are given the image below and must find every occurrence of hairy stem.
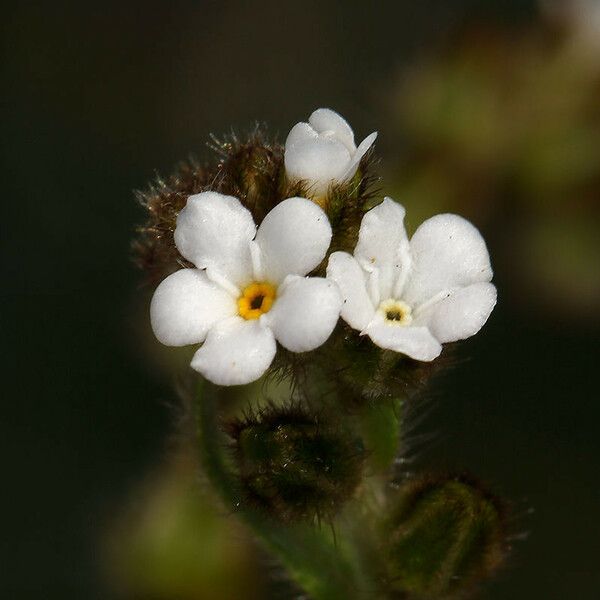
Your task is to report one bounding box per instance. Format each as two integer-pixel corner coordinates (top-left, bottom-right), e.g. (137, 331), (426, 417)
(360, 399), (403, 473)
(195, 377), (369, 600)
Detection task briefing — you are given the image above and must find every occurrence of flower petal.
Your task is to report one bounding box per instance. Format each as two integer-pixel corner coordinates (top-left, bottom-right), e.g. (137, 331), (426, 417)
(285, 121), (318, 151)
(267, 275), (342, 352)
(403, 214), (493, 307)
(354, 198), (412, 302)
(308, 108), (356, 152)
(365, 319), (442, 361)
(284, 138), (351, 196)
(150, 269), (237, 346)
(256, 197), (332, 283)
(174, 192), (255, 287)
(415, 282), (497, 344)
(190, 317), (276, 386)
(326, 251), (375, 331)
(342, 131), (377, 180)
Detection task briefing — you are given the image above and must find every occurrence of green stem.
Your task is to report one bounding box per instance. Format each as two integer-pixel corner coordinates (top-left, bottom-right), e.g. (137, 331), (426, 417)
(360, 398), (403, 473)
(195, 378), (367, 600)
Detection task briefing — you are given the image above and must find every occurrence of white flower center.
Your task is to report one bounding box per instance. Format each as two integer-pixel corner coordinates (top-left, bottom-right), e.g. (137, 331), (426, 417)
(379, 299), (413, 326)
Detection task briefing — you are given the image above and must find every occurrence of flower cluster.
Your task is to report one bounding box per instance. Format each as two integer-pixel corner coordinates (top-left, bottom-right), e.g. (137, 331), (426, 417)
(134, 108), (510, 600)
(150, 193), (341, 385)
(148, 108), (496, 385)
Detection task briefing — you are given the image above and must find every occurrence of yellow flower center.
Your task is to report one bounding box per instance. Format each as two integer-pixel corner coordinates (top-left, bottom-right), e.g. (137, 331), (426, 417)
(237, 282), (277, 320)
(380, 299), (413, 326)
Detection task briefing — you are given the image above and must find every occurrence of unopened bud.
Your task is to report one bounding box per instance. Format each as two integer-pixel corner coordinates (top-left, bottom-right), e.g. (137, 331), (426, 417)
(382, 474), (508, 598)
(227, 404), (365, 522)
(219, 133), (283, 223)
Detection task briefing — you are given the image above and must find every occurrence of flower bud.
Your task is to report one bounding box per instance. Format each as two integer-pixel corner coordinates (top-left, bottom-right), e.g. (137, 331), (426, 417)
(133, 130), (282, 285)
(217, 132), (283, 223)
(382, 474), (508, 598)
(226, 404), (365, 522)
(284, 108), (377, 201)
(133, 159), (204, 285)
(134, 121), (380, 285)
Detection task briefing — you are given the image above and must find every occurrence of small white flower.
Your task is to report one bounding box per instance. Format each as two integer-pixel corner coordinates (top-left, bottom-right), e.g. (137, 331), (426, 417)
(326, 198), (497, 361)
(284, 108), (377, 198)
(151, 192), (342, 385)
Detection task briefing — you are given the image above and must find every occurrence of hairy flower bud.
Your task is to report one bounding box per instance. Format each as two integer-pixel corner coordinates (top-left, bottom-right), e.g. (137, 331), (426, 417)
(133, 130), (283, 285)
(382, 474), (508, 599)
(133, 123), (379, 286)
(216, 134), (284, 224)
(226, 404), (365, 522)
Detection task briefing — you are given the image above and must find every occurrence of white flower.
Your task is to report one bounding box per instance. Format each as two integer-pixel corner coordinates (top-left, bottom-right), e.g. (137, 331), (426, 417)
(151, 192), (342, 386)
(284, 108), (377, 198)
(326, 198), (497, 361)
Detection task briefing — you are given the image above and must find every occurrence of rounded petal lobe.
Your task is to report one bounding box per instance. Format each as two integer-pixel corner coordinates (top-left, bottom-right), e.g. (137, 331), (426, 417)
(174, 192), (255, 286)
(417, 282), (497, 344)
(354, 197), (411, 301)
(366, 321), (442, 362)
(285, 121), (318, 152)
(308, 108), (356, 152)
(256, 197), (332, 283)
(268, 276), (342, 352)
(404, 214), (493, 307)
(190, 317), (276, 386)
(326, 251), (374, 331)
(150, 269), (236, 346)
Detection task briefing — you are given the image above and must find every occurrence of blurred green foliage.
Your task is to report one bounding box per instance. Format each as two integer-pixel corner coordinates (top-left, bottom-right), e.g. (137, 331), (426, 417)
(386, 23), (600, 319)
(106, 453), (265, 599)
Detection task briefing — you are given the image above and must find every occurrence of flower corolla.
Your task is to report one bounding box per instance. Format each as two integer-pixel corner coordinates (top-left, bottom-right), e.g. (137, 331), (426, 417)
(151, 192), (342, 385)
(326, 198), (496, 361)
(284, 108), (377, 198)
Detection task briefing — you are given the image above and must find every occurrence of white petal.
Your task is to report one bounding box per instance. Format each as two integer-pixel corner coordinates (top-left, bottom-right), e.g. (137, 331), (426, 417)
(354, 198), (412, 301)
(365, 318), (442, 361)
(150, 269), (236, 347)
(285, 122), (318, 151)
(284, 137), (351, 196)
(415, 282), (497, 344)
(342, 131), (378, 180)
(267, 276), (342, 352)
(190, 317), (276, 386)
(326, 251), (375, 331)
(403, 214), (493, 307)
(256, 197), (332, 283)
(308, 108), (356, 152)
(174, 192), (255, 287)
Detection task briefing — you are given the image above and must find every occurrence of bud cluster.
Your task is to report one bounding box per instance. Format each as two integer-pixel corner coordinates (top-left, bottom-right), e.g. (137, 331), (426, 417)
(133, 127), (377, 287)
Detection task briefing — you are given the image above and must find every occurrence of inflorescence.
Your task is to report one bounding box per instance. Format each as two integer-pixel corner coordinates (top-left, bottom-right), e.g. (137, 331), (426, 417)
(134, 108), (506, 599)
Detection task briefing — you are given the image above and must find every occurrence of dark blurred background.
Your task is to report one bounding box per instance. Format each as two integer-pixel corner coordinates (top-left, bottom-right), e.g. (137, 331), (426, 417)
(3, 1), (599, 598)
